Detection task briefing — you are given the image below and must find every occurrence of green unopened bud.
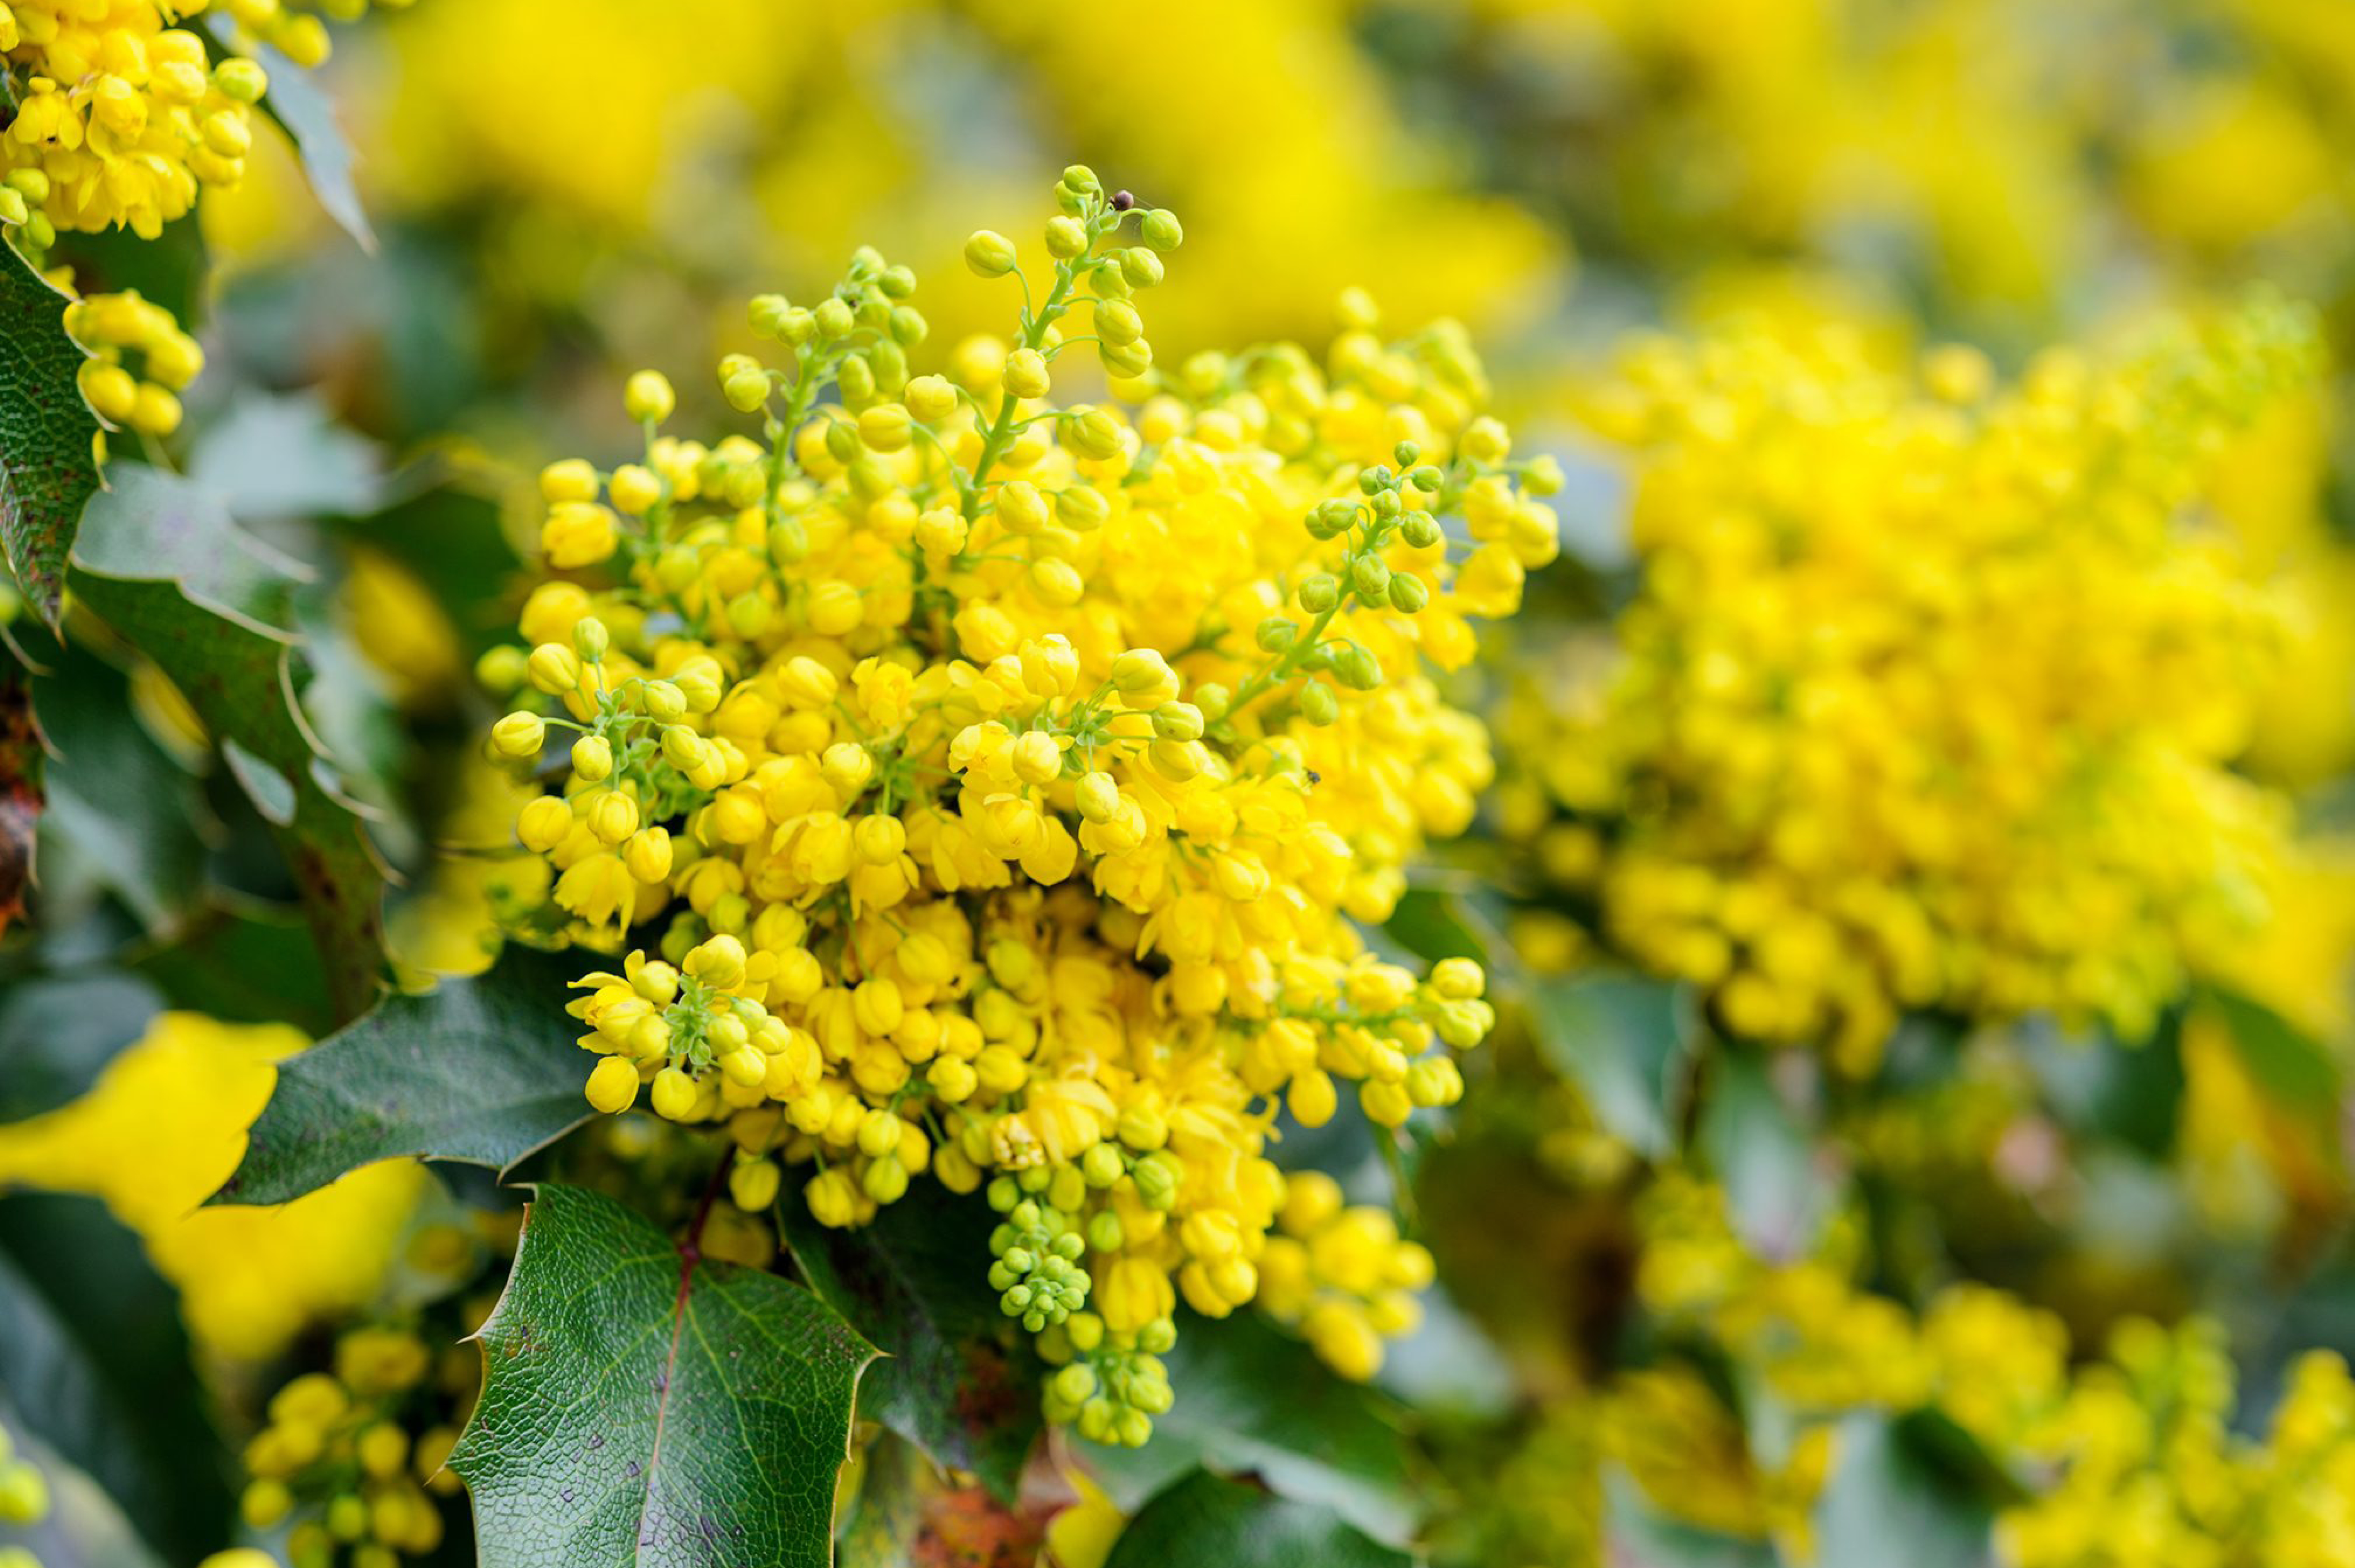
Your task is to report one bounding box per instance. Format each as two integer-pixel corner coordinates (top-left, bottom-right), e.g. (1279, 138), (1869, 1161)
(1308, 498), (1357, 539)
(1120, 247), (1165, 289)
(965, 229), (1018, 277)
(1388, 573), (1430, 613)
(1299, 680), (1340, 726)
(1351, 556), (1391, 602)
(813, 297), (855, 339)
(1140, 208), (1184, 251)
(1256, 617), (1297, 654)
(0, 190), (25, 228)
(1062, 164), (1102, 194)
(1333, 643), (1383, 690)
(642, 680), (689, 721)
(768, 518), (810, 564)
(889, 306), (928, 346)
(1045, 214), (1088, 259)
(1151, 702), (1204, 742)
(572, 617), (610, 663)
(1298, 574), (1340, 614)
(1401, 512), (1444, 550)
(1193, 682), (1231, 721)
(1066, 406), (1124, 460)
(748, 294), (792, 336)
(823, 419), (863, 464)
(213, 57), (268, 102)
(724, 367), (770, 412)
(880, 264), (918, 298)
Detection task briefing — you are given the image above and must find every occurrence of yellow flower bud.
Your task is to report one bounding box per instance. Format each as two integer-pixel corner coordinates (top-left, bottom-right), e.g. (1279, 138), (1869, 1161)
(625, 370), (676, 424)
(570, 734), (613, 781)
(964, 230), (1017, 277)
(585, 1055), (640, 1115)
(491, 711), (545, 758)
(518, 795), (573, 853)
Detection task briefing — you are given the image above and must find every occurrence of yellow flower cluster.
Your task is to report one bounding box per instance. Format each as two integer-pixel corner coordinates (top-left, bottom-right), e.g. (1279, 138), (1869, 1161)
(0, 0), (270, 243)
(481, 172), (1543, 1441)
(1252, 1170), (1437, 1382)
(0, 1012), (428, 1360)
(239, 1326), (463, 1568)
(1512, 301), (2319, 1069)
(1610, 1173), (2355, 1568)
(66, 286), (200, 436)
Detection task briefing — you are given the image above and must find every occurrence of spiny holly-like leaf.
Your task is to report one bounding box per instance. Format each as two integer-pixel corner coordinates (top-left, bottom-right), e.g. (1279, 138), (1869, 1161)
(1813, 1413), (1994, 1568)
(32, 634), (209, 938)
(1080, 1313), (1421, 1547)
(70, 463), (386, 1018)
(1101, 1470), (1413, 1568)
(448, 1183), (878, 1568)
(1531, 971), (1697, 1159)
(782, 1180), (1044, 1503)
(0, 238), (100, 628)
(0, 969), (163, 1124)
(211, 947), (594, 1205)
(200, 24), (374, 251)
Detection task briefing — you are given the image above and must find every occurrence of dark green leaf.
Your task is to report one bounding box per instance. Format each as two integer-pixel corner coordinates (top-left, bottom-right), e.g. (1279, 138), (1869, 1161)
(2202, 988), (2340, 1121)
(1080, 1312), (1420, 1547)
(46, 216), (211, 327)
(211, 947), (593, 1205)
(1380, 884), (1489, 967)
(2021, 1016), (2184, 1161)
(133, 898), (337, 1037)
(0, 1193), (234, 1563)
(32, 637), (208, 935)
(71, 465), (387, 1019)
(188, 392), (383, 522)
(1530, 971), (1697, 1157)
(0, 970), (162, 1123)
(203, 26), (375, 251)
(1813, 1413), (1994, 1568)
(1102, 1470), (1413, 1568)
(0, 663), (36, 941)
(782, 1180), (1043, 1503)
(1697, 1052), (1827, 1260)
(447, 1184), (877, 1568)
(0, 238), (100, 628)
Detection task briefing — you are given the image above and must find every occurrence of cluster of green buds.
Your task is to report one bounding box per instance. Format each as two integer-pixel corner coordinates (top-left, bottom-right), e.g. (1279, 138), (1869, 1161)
(1038, 1312), (1178, 1448)
(985, 1183), (1092, 1332)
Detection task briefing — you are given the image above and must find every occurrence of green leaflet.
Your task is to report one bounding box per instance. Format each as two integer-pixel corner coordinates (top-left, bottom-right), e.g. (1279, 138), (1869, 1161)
(448, 1184), (877, 1568)
(212, 947), (596, 1205)
(0, 239), (101, 628)
(69, 463), (388, 1019)
(1102, 1469), (1416, 1568)
(781, 1180), (1045, 1504)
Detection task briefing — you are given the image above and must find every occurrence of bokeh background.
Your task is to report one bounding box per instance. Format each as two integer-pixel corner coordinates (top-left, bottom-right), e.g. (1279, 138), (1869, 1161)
(9, 2), (2355, 1565)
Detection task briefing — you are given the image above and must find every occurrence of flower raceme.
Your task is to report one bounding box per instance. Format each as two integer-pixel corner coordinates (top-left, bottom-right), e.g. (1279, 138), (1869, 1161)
(0, 0), (273, 245)
(1505, 301), (2319, 1071)
(477, 170), (1551, 1437)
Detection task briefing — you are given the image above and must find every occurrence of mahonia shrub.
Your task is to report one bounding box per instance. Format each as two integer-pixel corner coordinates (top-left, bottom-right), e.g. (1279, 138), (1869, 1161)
(1503, 300), (2320, 1071)
(476, 168), (1551, 1441)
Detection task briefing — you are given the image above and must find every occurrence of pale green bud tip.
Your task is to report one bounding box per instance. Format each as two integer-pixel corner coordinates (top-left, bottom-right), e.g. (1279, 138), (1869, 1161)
(964, 230), (1017, 278)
